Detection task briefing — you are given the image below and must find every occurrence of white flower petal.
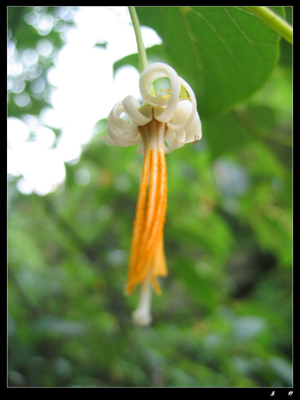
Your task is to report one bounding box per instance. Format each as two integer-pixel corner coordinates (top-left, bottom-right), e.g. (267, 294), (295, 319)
(102, 135), (115, 146)
(139, 63), (181, 123)
(110, 101), (138, 132)
(122, 95), (152, 126)
(104, 121), (140, 147)
(185, 112), (202, 143)
(165, 129), (185, 150)
(167, 78), (197, 132)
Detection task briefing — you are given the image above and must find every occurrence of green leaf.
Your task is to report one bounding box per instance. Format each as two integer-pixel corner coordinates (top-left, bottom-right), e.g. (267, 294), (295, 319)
(202, 111), (252, 158)
(135, 6), (284, 118)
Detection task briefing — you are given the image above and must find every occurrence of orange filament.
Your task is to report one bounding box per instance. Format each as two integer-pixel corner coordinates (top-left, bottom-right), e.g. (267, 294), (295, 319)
(126, 119), (168, 295)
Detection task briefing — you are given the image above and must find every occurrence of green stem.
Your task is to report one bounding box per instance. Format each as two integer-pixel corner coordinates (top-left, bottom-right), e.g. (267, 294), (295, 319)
(128, 6), (148, 72)
(245, 6), (293, 44)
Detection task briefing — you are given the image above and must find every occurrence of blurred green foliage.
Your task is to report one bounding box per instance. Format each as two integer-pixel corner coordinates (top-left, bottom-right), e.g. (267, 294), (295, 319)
(7, 7), (75, 120)
(8, 7), (292, 387)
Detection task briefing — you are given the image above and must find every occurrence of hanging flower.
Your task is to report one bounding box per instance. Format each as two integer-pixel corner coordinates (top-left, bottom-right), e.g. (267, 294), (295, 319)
(103, 62), (202, 326)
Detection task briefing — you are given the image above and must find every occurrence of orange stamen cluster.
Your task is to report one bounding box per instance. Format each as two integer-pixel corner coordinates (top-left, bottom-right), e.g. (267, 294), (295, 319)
(126, 118), (168, 295)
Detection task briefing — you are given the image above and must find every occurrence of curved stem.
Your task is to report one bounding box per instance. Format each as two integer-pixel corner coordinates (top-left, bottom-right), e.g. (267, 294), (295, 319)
(128, 6), (148, 71)
(245, 6), (293, 44)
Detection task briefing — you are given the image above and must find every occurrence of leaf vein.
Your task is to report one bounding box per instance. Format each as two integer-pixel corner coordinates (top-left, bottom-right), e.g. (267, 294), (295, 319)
(223, 7), (264, 65)
(191, 8), (250, 82)
(179, 8), (222, 91)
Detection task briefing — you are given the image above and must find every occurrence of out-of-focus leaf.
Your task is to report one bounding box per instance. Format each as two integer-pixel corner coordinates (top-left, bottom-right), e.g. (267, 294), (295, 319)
(32, 316), (87, 337)
(172, 256), (220, 311)
(203, 111), (252, 158)
(269, 356), (293, 386)
(232, 315), (267, 341)
(250, 208), (292, 266)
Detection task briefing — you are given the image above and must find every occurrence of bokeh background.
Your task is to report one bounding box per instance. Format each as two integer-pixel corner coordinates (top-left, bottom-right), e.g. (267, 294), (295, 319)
(7, 7), (292, 387)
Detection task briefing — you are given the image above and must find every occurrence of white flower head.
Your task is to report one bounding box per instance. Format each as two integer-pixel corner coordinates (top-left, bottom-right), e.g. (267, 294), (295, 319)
(103, 62), (202, 154)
